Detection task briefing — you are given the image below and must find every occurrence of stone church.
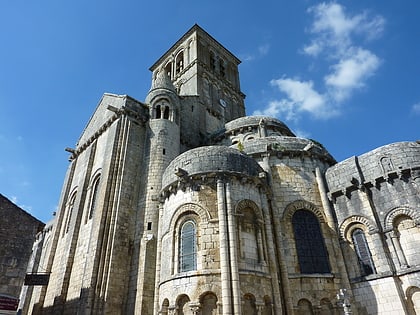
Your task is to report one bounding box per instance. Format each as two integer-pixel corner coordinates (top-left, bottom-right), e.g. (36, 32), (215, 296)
(21, 24), (420, 315)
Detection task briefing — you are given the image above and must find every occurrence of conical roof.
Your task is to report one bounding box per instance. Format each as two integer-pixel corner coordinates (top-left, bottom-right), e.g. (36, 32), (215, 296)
(150, 70), (176, 92)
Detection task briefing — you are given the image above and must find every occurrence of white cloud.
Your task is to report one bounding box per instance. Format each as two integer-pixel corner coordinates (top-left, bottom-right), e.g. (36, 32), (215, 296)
(256, 2), (384, 122)
(303, 41), (323, 57)
(325, 48), (380, 101)
(271, 79), (326, 114)
(254, 78), (338, 120)
(305, 2), (385, 57)
(412, 103), (420, 114)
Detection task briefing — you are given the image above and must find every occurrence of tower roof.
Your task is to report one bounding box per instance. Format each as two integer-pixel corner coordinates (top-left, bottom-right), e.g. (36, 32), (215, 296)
(150, 69), (176, 92)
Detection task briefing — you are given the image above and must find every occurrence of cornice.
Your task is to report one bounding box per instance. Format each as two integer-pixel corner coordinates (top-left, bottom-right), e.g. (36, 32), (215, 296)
(67, 106), (148, 161)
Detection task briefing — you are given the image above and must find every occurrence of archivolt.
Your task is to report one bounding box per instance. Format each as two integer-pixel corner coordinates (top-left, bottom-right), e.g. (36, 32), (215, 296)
(384, 206), (420, 231)
(236, 199), (263, 218)
(339, 215), (378, 240)
(169, 202), (210, 232)
(283, 200), (325, 223)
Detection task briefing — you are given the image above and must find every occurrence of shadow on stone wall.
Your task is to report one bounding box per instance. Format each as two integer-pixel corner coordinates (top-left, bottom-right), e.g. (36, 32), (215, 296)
(30, 288), (105, 315)
(339, 241), (378, 315)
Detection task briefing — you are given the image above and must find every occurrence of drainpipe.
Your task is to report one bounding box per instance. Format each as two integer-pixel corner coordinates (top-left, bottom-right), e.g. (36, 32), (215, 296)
(217, 178), (232, 314)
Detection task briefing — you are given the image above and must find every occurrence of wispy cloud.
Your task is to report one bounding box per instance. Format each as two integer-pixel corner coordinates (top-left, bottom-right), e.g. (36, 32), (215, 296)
(255, 2), (384, 121)
(241, 43), (270, 61)
(412, 102), (420, 115)
(10, 195), (33, 213)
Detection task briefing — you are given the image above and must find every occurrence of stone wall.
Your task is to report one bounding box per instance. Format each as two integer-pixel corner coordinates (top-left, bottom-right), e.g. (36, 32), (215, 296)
(0, 194), (44, 299)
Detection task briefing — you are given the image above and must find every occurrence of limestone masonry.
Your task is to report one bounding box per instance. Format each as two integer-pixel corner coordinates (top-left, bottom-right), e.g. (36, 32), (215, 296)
(21, 25), (420, 315)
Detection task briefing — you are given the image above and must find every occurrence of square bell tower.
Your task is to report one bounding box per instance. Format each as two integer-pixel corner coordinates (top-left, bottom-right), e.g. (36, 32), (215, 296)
(149, 24), (246, 149)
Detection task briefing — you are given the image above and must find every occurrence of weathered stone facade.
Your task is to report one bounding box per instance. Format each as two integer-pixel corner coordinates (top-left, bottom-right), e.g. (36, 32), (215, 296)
(0, 194), (44, 311)
(21, 25), (420, 315)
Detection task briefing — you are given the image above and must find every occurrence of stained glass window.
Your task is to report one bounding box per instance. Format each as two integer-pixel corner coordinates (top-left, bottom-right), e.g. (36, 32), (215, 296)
(352, 228), (375, 276)
(292, 210), (330, 274)
(179, 221), (197, 272)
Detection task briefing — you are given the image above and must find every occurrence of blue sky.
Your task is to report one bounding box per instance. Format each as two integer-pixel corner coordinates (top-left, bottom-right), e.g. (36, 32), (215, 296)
(0, 1), (419, 223)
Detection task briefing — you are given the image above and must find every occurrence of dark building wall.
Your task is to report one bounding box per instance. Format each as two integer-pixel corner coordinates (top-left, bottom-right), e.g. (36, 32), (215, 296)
(0, 194), (44, 298)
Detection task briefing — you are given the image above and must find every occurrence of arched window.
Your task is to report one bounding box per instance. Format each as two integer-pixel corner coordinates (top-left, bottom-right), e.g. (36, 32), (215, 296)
(240, 207), (260, 263)
(165, 62), (172, 79)
(320, 298), (334, 315)
(87, 175), (100, 222)
(179, 220), (197, 272)
(243, 294), (257, 315)
(163, 106), (170, 119)
(63, 192), (77, 236)
(394, 215), (420, 267)
(177, 294), (190, 315)
(176, 51), (184, 75)
(292, 210), (330, 274)
(156, 105), (162, 119)
(219, 58), (226, 77)
(200, 292), (217, 315)
(297, 299), (314, 315)
(209, 52), (216, 71)
(160, 298), (169, 315)
(154, 100), (172, 121)
(352, 228), (375, 276)
(263, 296), (273, 315)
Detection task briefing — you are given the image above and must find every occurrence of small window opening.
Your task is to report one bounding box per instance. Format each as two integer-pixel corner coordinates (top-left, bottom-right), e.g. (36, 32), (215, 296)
(163, 106), (170, 119)
(163, 148), (166, 155)
(210, 52), (216, 71)
(156, 105), (162, 119)
(165, 63), (172, 80)
(219, 59), (226, 77)
(176, 52), (184, 74)
(147, 222), (152, 230)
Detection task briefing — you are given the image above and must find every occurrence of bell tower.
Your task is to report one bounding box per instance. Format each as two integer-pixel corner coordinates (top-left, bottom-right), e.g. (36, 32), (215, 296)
(149, 24), (246, 150)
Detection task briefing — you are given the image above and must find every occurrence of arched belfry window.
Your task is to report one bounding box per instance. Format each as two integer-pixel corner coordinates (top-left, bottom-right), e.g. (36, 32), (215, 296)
(219, 58), (226, 77)
(163, 106), (170, 119)
(156, 105), (162, 119)
(175, 51), (184, 75)
(209, 51), (216, 72)
(352, 228), (375, 276)
(165, 62), (172, 80)
(292, 209), (330, 274)
(179, 220), (197, 272)
(154, 100), (172, 121)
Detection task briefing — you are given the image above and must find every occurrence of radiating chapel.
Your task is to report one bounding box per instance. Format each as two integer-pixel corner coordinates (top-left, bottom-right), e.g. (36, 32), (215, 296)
(21, 24), (420, 315)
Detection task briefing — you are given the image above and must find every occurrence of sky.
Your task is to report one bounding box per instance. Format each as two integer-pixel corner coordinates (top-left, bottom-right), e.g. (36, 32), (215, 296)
(0, 1), (419, 223)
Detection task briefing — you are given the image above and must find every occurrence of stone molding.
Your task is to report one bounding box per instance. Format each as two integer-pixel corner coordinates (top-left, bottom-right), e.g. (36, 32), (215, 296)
(68, 106), (147, 161)
(339, 215), (379, 240)
(383, 206), (420, 231)
(283, 200), (326, 223)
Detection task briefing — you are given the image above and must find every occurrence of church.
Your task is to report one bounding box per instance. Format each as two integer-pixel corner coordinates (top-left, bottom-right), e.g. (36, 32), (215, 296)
(21, 24), (420, 315)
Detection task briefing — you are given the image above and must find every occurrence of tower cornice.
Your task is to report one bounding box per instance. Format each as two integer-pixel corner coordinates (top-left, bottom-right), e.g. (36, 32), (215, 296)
(149, 24), (241, 72)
